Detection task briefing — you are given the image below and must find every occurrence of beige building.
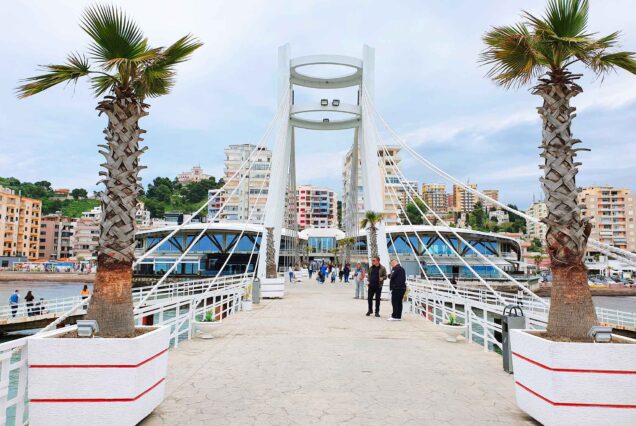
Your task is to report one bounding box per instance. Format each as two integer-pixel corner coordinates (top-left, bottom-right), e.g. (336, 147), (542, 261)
(342, 145), (417, 228)
(296, 185), (338, 229)
(579, 186), (636, 252)
(39, 214), (75, 260)
(452, 183), (478, 212)
(72, 217), (99, 261)
(421, 183), (448, 213)
(222, 144), (271, 222)
(177, 165), (210, 184)
(0, 186), (41, 260)
(525, 201), (548, 243)
(482, 189), (500, 210)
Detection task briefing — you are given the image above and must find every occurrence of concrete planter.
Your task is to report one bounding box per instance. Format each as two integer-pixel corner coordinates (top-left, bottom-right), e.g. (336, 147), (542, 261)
(192, 320), (221, 339)
(242, 300), (253, 311)
(438, 324), (466, 342)
(28, 325), (170, 426)
(260, 277), (285, 298)
(510, 329), (636, 426)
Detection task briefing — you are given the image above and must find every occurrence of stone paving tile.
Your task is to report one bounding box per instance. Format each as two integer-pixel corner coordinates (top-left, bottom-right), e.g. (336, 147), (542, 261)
(141, 279), (535, 425)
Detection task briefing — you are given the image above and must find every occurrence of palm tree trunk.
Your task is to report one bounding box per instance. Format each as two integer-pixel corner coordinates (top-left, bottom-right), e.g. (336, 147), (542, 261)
(369, 226), (379, 260)
(86, 87), (148, 337)
(535, 71), (597, 339)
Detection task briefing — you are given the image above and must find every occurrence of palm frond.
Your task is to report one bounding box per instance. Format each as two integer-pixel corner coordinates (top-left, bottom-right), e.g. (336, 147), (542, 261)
(90, 73), (119, 96)
(587, 51), (636, 76)
(134, 34), (203, 99)
(480, 23), (546, 88)
(16, 53), (92, 98)
(80, 4), (147, 66)
(541, 0), (589, 39)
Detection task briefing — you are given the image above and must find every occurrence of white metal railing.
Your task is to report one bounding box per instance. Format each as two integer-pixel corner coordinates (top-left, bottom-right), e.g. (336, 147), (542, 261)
(0, 273), (249, 426)
(596, 306), (636, 330)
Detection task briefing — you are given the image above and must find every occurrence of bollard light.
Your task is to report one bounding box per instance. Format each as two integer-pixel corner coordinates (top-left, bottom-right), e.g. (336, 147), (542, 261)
(320, 98), (328, 106)
(323, 118), (330, 123)
(588, 326), (612, 343)
(77, 320), (99, 338)
(332, 99), (340, 106)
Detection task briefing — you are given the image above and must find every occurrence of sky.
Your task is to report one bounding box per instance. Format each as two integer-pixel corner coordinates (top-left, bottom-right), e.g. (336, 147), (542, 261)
(1, 0), (636, 209)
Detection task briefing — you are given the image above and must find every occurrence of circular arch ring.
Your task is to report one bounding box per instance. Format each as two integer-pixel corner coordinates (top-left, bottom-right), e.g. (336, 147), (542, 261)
(290, 55), (363, 89)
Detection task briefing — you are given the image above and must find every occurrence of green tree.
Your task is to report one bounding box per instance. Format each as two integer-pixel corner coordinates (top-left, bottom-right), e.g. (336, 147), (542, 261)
(71, 188), (88, 200)
(17, 5), (202, 337)
(481, 0), (636, 339)
(404, 198), (427, 225)
(360, 211), (384, 259)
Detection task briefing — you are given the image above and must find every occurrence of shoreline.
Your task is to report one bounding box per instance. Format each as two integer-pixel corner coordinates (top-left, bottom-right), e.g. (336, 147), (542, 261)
(0, 272), (95, 283)
(536, 286), (636, 297)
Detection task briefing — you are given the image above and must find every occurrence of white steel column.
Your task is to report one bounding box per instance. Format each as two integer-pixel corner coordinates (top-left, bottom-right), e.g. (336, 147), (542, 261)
(257, 44), (292, 279)
(359, 45), (390, 267)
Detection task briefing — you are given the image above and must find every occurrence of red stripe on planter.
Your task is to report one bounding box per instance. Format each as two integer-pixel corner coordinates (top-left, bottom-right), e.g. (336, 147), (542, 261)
(31, 378), (165, 403)
(516, 381), (636, 409)
(30, 348), (168, 369)
(512, 352), (636, 374)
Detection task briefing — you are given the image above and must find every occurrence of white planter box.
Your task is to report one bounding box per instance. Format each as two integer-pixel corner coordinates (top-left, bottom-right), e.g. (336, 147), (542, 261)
(242, 300), (253, 311)
(192, 320), (221, 339)
(402, 301), (411, 314)
(510, 329), (636, 426)
(260, 277), (285, 298)
(28, 325), (170, 426)
(438, 324), (467, 342)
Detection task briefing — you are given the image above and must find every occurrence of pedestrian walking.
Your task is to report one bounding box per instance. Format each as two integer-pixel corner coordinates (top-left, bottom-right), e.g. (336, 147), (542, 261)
(343, 263), (351, 283)
(366, 257), (387, 317)
(387, 259), (407, 321)
(338, 267), (344, 282)
(353, 263), (365, 298)
(9, 290), (20, 318)
(308, 263), (314, 279)
(319, 263), (327, 284)
(330, 268), (337, 283)
(25, 291), (35, 317)
(288, 266), (294, 283)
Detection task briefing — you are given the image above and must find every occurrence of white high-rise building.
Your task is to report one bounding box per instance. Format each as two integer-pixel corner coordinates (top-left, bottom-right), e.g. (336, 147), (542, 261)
(526, 201), (548, 242)
(222, 144), (271, 222)
(343, 145), (416, 227)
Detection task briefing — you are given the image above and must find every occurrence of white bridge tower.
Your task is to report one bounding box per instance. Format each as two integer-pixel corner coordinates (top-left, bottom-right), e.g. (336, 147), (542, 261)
(257, 44), (390, 285)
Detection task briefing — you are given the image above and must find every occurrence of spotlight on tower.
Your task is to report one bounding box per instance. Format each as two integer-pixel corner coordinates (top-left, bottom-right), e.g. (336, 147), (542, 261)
(320, 99), (328, 106)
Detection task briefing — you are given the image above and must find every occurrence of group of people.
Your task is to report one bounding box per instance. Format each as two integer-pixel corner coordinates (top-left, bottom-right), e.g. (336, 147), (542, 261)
(308, 261), (352, 284)
(308, 257), (408, 321)
(7, 285), (91, 318)
(8, 290), (47, 318)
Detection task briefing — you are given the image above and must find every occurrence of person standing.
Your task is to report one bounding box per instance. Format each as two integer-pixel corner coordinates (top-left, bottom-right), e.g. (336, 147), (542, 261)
(25, 291), (35, 317)
(288, 266), (294, 283)
(308, 262), (314, 279)
(343, 263), (351, 284)
(353, 263), (365, 299)
(366, 257), (387, 317)
(9, 290), (20, 318)
(80, 285), (90, 299)
(388, 259), (407, 321)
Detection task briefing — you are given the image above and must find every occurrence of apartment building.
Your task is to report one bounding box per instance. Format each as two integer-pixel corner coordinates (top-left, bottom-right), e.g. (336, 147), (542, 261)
(39, 214), (75, 260)
(72, 217), (99, 261)
(221, 144), (271, 222)
(342, 145), (417, 228)
(525, 201), (548, 243)
(482, 189), (500, 210)
(0, 186), (41, 260)
(421, 183), (448, 213)
(452, 183), (478, 212)
(207, 189), (225, 222)
(296, 185), (337, 229)
(177, 165), (210, 184)
(579, 186), (636, 252)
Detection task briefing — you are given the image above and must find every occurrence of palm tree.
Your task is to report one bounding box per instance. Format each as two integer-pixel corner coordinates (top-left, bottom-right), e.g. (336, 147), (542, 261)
(360, 211), (384, 260)
(17, 5), (202, 337)
(340, 237), (356, 264)
(481, 0), (636, 339)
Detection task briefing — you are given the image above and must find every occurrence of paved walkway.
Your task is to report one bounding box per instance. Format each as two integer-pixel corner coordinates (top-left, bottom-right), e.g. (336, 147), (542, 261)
(142, 278), (534, 425)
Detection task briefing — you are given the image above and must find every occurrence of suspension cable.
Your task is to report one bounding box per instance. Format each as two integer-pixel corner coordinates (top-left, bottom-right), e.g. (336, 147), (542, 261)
(362, 85), (636, 267)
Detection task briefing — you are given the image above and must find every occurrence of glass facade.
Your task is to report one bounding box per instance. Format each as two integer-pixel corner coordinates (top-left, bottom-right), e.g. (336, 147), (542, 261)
(308, 237), (335, 253)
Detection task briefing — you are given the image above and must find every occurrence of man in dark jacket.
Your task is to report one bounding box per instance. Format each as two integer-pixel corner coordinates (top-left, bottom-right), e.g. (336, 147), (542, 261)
(388, 259), (407, 321)
(366, 256), (387, 317)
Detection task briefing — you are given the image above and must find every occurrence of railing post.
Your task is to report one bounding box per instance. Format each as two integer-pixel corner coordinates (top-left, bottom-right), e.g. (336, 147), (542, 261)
(482, 308), (488, 352)
(466, 303), (472, 344)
